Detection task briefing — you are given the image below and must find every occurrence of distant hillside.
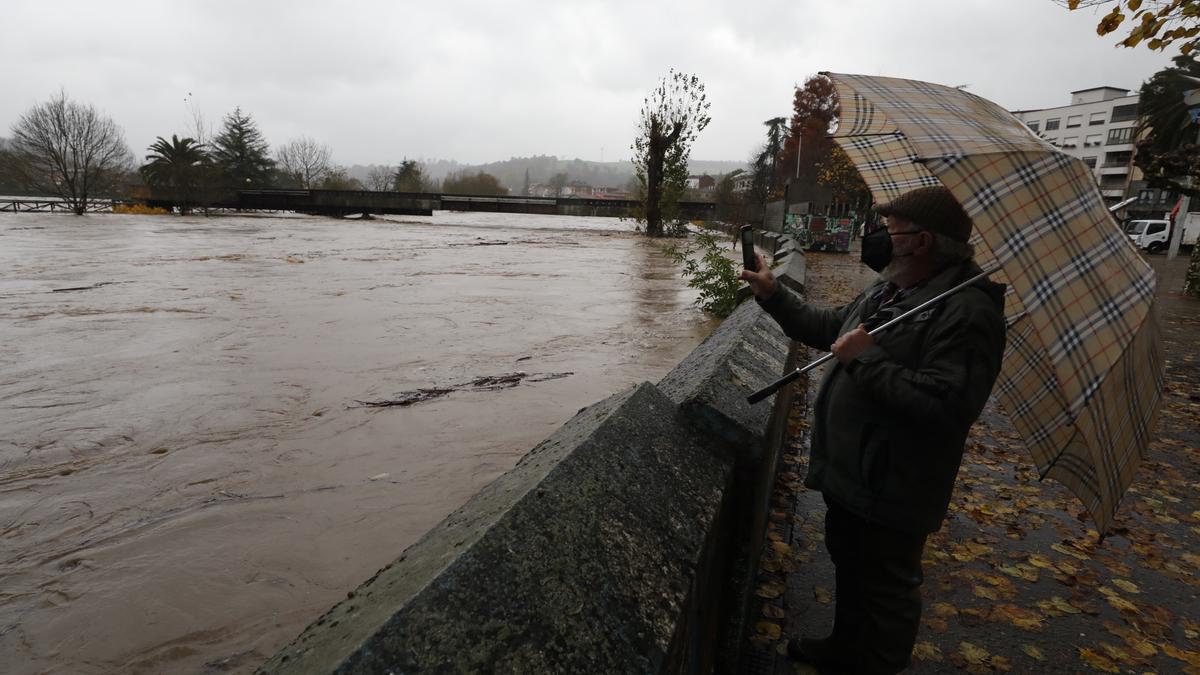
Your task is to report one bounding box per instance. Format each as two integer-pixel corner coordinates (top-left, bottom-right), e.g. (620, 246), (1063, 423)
(345, 156), (748, 193)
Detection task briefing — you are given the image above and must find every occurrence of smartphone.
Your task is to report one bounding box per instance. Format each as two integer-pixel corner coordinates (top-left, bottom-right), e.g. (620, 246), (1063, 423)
(740, 225), (757, 271)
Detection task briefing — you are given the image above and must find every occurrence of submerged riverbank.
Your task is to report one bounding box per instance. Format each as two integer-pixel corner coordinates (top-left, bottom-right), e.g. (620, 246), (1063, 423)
(0, 211), (716, 673)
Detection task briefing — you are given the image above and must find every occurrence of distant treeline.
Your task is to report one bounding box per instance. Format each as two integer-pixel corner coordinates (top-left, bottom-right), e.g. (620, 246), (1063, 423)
(342, 155), (748, 195)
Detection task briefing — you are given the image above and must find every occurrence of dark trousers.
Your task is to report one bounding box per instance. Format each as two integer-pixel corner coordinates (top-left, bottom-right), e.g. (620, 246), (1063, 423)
(824, 496), (928, 674)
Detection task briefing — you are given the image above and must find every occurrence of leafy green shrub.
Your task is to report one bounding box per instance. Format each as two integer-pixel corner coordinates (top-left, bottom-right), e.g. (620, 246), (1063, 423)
(663, 230), (741, 317)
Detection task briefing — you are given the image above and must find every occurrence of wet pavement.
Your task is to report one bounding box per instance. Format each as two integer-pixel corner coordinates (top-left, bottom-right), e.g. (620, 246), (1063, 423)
(0, 211), (716, 674)
(758, 250), (1200, 673)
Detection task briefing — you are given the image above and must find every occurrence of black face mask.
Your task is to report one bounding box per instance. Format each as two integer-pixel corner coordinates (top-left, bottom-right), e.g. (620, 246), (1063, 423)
(861, 227), (893, 273)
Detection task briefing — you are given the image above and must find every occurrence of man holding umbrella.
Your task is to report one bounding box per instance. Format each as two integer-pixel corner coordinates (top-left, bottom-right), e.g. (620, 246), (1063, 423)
(741, 185), (1006, 674)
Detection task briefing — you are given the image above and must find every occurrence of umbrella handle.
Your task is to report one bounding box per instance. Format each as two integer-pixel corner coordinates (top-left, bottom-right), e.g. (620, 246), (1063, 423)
(746, 267), (996, 404)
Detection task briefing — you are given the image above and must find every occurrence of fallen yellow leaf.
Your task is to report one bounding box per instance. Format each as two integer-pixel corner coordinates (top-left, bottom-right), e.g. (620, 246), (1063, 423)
(1050, 596), (1081, 614)
(1028, 554), (1056, 569)
(990, 654), (1012, 671)
(1111, 578), (1140, 594)
(755, 582), (783, 599)
(1078, 647), (1119, 672)
(813, 586), (832, 604)
(755, 621), (781, 640)
(1051, 542), (1091, 561)
(931, 602), (958, 617)
(912, 641), (943, 662)
(762, 604), (785, 619)
(1161, 643), (1200, 667)
(959, 642), (990, 665)
(1021, 644), (1046, 661)
(1105, 594), (1140, 614)
(924, 617), (949, 633)
(973, 585), (1001, 601)
(991, 604), (1044, 631)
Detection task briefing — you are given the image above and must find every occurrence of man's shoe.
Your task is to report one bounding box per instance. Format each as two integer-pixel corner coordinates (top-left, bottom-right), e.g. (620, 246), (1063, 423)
(786, 636), (855, 670)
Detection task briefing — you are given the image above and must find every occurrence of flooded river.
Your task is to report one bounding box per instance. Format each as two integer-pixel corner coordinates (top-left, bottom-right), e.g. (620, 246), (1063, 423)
(0, 211), (716, 673)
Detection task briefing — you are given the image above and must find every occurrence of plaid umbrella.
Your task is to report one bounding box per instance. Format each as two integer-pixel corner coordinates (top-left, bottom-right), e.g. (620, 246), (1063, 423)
(823, 72), (1164, 534)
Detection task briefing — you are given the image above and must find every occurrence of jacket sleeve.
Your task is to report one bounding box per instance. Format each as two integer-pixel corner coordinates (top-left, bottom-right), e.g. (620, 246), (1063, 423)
(757, 283), (852, 351)
(843, 294), (1006, 426)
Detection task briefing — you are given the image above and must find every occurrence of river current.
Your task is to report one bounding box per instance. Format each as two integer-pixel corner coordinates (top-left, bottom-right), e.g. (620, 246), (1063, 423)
(0, 210), (715, 673)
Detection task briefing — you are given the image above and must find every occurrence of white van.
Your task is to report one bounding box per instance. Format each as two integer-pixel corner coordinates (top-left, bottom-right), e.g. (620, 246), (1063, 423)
(1125, 219), (1170, 253)
(1125, 217), (1200, 253)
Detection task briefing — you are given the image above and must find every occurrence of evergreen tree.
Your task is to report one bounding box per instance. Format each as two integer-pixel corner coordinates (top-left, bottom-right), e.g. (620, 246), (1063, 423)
(393, 159), (426, 192)
(211, 107), (274, 189)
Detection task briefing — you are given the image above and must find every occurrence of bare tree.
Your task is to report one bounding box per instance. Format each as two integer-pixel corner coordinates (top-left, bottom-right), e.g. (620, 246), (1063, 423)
(276, 136), (332, 189)
(9, 90), (133, 215)
(632, 70), (711, 236)
(366, 165), (394, 191)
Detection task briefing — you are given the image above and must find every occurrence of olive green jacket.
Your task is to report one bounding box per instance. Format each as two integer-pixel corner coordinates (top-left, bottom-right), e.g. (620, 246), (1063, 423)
(760, 260), (1006, 534)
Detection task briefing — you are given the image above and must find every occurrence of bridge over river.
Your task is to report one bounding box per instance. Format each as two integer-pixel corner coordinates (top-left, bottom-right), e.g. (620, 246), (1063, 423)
(140, 188), (717, 220)
(4, 190), (717, 220)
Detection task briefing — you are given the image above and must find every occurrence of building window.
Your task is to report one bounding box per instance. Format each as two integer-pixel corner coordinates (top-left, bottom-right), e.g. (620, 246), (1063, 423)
(1160, 190), (1175, 204)
(1083, 156), (1097, 168)
(1063, 136), (1079, 148)
(1111, 104), (1138, 122)
(1107, 127), (1134, 144)
(1067, 115), (1083, 128)
(1028, 121), (1040, 132)
(1046, 118), (1061, 131)
(1139, 189), (1154, 203)
(1105, 151), (1132, 166)
(1089, 112), (1106, 126)
(1085, 134), (1103, 147)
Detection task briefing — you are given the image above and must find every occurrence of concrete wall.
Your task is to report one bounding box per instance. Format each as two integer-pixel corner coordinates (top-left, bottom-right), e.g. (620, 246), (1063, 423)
(259, 249), (807, 675)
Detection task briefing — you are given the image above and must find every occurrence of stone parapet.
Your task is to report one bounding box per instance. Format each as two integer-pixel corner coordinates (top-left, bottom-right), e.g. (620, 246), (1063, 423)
(260, 249), (809, 675)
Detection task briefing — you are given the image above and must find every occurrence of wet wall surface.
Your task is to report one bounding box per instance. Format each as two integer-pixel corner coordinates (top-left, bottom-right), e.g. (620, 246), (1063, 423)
(0, 211), (716, 674)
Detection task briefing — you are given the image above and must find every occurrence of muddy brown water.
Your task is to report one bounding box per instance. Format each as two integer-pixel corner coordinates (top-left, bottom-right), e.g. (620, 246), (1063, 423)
(0, 211), (717, 673)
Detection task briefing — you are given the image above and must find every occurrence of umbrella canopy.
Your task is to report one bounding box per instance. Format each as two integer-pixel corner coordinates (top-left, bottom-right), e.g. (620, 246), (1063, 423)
(824, 72), (1164, 534)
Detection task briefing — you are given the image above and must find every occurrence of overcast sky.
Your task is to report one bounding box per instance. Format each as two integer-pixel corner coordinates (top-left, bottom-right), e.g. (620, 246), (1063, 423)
(0, 0), (1178, 166)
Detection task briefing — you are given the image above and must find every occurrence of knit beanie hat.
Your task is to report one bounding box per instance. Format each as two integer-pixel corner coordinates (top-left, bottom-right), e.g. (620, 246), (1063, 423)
(875, 186), (973, 242)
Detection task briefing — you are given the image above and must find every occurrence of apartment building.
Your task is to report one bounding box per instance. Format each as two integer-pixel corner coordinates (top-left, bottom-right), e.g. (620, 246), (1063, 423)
(1011, 87), (1140, 208)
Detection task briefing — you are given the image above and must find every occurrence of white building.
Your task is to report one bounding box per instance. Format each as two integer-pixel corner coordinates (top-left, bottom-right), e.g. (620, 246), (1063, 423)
(1011, 87), (1140, 206)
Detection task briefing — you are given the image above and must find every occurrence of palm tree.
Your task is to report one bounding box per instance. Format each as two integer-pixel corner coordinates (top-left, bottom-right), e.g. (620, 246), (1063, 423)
(140, 135), (208, 213)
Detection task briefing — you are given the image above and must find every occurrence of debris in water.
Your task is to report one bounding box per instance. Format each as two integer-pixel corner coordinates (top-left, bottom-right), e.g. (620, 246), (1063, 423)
(51, 282), (114, 293)
(354, 371), (574, 408)
(369, 473), (390, 481)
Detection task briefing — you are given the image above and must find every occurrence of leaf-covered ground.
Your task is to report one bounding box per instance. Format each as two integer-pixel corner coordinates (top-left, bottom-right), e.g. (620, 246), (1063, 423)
(749, 251), (1200, 674)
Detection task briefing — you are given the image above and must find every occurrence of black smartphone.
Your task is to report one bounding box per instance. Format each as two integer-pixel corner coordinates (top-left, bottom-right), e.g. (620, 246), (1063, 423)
(740, 225), (757, 271)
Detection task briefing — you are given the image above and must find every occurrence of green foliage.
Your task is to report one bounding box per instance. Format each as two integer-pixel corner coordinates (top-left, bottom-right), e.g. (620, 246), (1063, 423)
(140, 134), (209, 213)
(1186, 243), (1200, 297)
(1133, 54), (1200, 198)
(442, 170), (508, 195)
(663, 230), (741, 317)
(320, 166), (363, 190)
(211, 107), (275, 189)
(750, 117), (789, 205)
(632, 70), (711, 236)
(393, 159), (427, 192)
